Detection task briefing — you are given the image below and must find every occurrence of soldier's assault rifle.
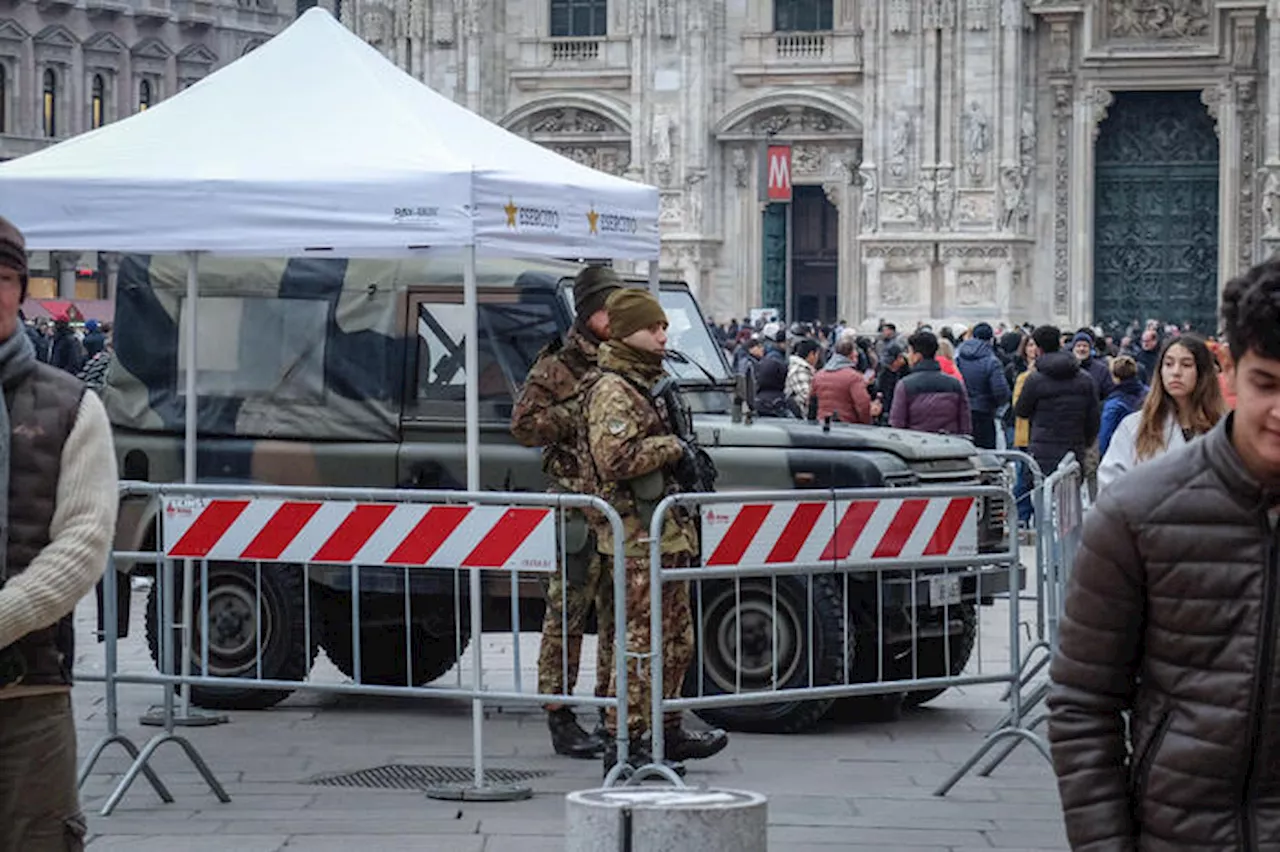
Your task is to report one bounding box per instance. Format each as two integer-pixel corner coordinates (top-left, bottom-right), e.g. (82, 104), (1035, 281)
(651, 375), (718, 494)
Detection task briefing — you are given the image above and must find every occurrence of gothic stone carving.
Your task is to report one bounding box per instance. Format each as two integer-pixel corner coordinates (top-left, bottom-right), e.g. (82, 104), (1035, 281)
(963, 102), (990, 182)
(1238, 80), (1260, 270)
(880, 270), (917, 307)
(859, 166), (879, 232)
(1052, 82), (1073, 314)
(865, 244), (935, 262)
(1049, 20), (1072, 73)
(966, 0), (991, 31)
(1262, 169), (1280, 238)
(881, 190), (919, 223)
(659, 192), (682, 225)
(936, 166), (957, 229)
(520, 108), (619, 135)
(548, 145), (630, 176)
(731, 148), (750, 189)
(1000, 165), (1030, 231)
(749, 107), (850, 135)
(956, 191), (995, 225)
(1107, 0), (1211, 41)
(888, 0), (912, 33)
(1088, 88), (1115, 142)
(957, 271), (997, 307)
(941, 244), (1010, 261)
(792, 143), (825, 176)
(916, 169), (937, 229)
(658, 0), (676, 39)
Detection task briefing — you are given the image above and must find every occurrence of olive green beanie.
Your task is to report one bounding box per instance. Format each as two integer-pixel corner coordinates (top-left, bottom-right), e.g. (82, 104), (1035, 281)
(574, 265), (623, 321)
(607, 288), (667, 341)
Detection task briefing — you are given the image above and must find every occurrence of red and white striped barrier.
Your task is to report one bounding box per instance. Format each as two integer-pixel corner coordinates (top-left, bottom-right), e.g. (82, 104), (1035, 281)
(160, 498), (556, 572)
(701, 497), (978, 568)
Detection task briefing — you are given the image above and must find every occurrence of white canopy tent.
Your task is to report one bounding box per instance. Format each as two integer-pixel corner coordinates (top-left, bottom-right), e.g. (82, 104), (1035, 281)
(0, 6), (662, 492)
(0, 8), (659, 768)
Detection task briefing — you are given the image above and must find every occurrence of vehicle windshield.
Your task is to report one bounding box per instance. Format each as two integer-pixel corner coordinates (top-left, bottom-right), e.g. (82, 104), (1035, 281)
(562, 284), (732, 386)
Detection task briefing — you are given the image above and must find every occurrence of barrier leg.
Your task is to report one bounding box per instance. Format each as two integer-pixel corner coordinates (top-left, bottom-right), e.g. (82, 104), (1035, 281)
(101, 728), (231, 816)
(934, 728), (1052, 797)
(978, 710), (1051, 777)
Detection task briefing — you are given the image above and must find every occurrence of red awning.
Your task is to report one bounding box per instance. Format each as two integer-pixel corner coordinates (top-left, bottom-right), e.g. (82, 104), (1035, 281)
(20, 299), (114, 323)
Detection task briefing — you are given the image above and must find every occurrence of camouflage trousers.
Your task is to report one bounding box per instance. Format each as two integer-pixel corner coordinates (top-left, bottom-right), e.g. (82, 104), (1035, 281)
(605, 555), (694, 738)
(537, 551), (615, 703)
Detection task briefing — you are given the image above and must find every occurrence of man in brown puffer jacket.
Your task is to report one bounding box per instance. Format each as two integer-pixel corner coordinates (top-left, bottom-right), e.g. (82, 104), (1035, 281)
(1048, 258), (1280, 850)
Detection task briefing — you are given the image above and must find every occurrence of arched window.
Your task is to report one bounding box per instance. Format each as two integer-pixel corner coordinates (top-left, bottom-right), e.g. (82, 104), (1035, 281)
(91, 74), (105, 129)
(138, 79), (151, 112)
(774, 0), (832, 32)
(0, 64), (7, 134)
(43, 68), (56, 137)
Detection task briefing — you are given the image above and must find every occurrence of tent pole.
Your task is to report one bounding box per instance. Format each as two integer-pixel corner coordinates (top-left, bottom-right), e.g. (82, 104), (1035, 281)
(647, 258), (660, 298)
(464, 244), (484, 789)
(180, 252), (198, 720)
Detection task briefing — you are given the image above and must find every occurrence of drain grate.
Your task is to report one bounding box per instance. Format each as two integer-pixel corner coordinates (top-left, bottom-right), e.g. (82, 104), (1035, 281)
(305, 764), (550, 791)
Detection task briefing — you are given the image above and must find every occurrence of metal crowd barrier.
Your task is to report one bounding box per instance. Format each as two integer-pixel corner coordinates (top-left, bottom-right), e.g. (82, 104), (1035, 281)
(940, 454), (1085, 787)
(627, 482), (1041, 789)
(76, 482), (632, 814)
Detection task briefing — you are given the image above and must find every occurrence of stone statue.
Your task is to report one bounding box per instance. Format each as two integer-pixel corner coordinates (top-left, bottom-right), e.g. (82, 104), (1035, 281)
(859, 167), (878, 232)
(651, 110), (673, 164)
(730, 148), (749, 189)
(1263, 170), (1280, 236)
(1000, 166), (1028, 230)
(935, 166), (956, 229)
(964, 101), (990, 162)
(890, 111), (913, 177)
(915, 170), (936, 229)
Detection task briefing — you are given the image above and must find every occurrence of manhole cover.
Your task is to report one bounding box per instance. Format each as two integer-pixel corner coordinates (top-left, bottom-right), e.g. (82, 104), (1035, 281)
(305, 764), (550, 791)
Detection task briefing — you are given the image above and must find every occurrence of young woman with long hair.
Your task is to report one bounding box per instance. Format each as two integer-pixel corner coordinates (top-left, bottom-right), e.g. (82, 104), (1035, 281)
(1098, 334), (1226, 492)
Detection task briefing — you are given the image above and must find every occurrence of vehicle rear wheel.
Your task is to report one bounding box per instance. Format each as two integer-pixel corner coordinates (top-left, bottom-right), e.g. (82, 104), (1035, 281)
(145, 562), (316, 710)
(682, 575), (846, 734)
(317, 591), (471, 686)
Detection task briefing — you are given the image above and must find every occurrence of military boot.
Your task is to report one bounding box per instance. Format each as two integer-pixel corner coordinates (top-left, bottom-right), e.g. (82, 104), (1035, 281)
(601, 734), (687, 779)
(548, 708), (605, 759)
(663, 726), (729, 762)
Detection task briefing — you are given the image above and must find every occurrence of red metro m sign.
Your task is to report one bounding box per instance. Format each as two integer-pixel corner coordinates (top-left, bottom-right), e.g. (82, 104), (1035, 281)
(765, 145), (792, 202)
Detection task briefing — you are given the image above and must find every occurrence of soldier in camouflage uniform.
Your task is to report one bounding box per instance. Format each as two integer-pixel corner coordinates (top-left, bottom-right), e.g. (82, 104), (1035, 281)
(510, 266), (621, 759)
(581, 288), (729, 776)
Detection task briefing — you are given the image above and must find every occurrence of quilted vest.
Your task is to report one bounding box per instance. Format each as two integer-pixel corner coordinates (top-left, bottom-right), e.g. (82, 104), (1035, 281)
(6, 363), (85, 687)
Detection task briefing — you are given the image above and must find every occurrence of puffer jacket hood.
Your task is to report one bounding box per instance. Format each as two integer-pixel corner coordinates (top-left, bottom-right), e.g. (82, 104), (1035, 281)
(956, 338), (995, 362)
(822, 352), (856, 373)
(1037, 350), (1082, 380)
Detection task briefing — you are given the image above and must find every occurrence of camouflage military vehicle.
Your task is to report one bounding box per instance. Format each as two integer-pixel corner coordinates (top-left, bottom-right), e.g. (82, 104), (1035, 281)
(107, 253), (1009, 733)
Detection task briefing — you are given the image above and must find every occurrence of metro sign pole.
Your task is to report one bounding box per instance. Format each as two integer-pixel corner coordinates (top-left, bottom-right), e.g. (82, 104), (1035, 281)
(763, 143), (793, 322)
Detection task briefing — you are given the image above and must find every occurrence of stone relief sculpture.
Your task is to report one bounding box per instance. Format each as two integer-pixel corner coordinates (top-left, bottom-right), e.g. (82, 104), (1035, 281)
(658, 0), (677, 39)
(1107, 0), (1211, 40)
(792, 144), (823, 176)
(859, 166), (879, 232)
(1262, 170), (1280, 236)
(1019, 107), (1036, 171)
(935, 166), (956, 229)
(731, 148), (749, 189)
(915, 170), (936, 229)
(957, 272), (996, 307)
(1000, 166), (1029, 230)
(685, 170), (706, 229)
(652, 110), (674, 185)
(963, 101), (990, 181)
(889, 111), (913, 178)
(888, 0), (912, 33)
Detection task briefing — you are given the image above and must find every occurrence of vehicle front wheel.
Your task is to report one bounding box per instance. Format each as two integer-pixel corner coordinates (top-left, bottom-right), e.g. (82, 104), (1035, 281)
(145, 562), (316, 710)
(897, 603), (978, 709)
(682, 574), (846, 734)
(317, 591), (470, 686)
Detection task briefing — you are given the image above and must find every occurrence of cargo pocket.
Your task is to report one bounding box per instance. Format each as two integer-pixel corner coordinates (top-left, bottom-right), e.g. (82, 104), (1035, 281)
(60, 813), (86, 852)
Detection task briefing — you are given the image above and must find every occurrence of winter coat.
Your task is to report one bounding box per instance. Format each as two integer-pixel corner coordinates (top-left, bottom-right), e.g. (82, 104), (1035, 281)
(1135, 346), (1160, 386)
(937, 356), (964, 384)
(1049, 417), (1280, 850)
(811, 354), (872, 425)
(1080, 355), (1116, 401)
(48, 328), (85, 375)
(1011, 369), (1032, 448)
(874, 363), (909, 419)
(755, 356), (800, 418)
(1097, 409), (1200, 494)
(1013, 351), (1100, 476)
(82, 328), (106, 357)
(785, 355), (815, 413)
(1003, 356), (1030, 429)
(732, 345), (757, 377)
(888, 360), (972, 436)
(1098, 378), (1147, 457)
(24, 324), (48, 363)
(955, 339), (1012, 414)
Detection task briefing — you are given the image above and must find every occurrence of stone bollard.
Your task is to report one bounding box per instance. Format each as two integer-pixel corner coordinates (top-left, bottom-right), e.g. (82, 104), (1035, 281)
(565, 786), (768, 852)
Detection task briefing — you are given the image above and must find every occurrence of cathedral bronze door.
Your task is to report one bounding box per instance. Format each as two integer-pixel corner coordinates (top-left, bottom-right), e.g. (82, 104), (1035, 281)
(1093, 91), (1220, 335)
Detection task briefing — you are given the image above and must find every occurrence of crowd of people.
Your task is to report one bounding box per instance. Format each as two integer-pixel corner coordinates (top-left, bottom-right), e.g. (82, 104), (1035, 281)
(19, 311), (112, 391)
(709, 313), (1238, 522)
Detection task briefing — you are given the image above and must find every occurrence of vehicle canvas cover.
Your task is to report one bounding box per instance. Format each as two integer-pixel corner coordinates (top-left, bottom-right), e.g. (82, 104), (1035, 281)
(105, 253), (408, 441)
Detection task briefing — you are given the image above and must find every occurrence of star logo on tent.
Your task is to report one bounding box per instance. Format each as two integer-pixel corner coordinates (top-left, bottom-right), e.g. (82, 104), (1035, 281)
(504, 198), (518, 228)
(586, 207), (599, 235)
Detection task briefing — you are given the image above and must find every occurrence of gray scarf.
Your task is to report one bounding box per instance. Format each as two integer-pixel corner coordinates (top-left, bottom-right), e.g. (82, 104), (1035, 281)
(0, 328), (38, 582)
(823, 352), (855, 372)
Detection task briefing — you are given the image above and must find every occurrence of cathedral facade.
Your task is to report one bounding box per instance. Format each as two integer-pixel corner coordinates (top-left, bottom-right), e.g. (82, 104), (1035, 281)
(343, 0), (1273, 333)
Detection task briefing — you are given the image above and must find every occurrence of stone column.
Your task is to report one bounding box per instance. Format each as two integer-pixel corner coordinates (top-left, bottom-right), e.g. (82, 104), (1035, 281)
(101, 252), (122, 302)
(1070, 84), (1112, 328)
(54, 251), (81, 299)
(20, 35), (36, 137)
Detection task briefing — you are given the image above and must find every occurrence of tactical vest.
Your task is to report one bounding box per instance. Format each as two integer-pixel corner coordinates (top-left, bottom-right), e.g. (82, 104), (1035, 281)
(6, 363), (85, 687)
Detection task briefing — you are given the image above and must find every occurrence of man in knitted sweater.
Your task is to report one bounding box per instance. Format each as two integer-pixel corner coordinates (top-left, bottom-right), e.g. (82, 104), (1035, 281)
(0, 215), (118, 851)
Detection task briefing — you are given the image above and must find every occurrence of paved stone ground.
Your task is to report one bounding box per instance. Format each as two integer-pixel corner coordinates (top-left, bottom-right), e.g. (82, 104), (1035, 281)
(72, 582), (1069, 852)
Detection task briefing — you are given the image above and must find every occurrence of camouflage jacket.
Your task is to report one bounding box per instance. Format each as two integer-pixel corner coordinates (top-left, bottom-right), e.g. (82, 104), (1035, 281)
(581, 341), (699, 558)
(509, 326), (600, 492)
